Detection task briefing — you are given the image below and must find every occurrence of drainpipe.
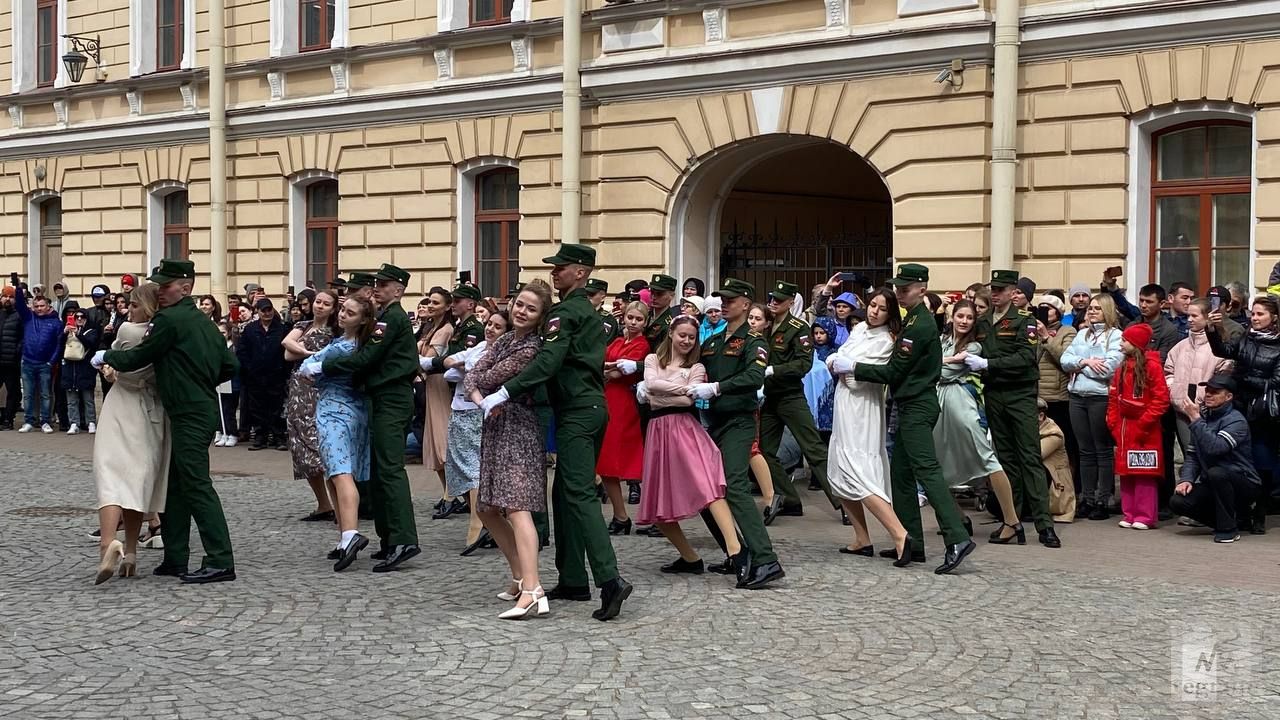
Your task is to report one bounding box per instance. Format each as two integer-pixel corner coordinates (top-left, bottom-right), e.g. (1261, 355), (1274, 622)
(989, 0), (1019, 270)
(208, 0), (228, 298)
(560, 0), (581, 245)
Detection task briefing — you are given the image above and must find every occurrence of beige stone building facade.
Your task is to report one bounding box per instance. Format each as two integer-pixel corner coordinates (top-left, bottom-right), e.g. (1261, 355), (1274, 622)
(1, 0), (1279, 298)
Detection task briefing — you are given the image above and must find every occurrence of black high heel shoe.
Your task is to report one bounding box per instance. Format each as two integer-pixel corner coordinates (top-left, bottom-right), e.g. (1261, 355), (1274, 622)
(988, 522), (1026, 545)
(607, 518), (632, 536)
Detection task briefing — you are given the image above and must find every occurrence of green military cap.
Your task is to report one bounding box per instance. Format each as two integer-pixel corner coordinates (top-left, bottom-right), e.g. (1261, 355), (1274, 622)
(889, 263), (930, 286)
(329, 276), (348, 290)
(148, 258), (196, 284)
(649, 273), (677, 292)
(348, 271), (377, 288)
(542, 243), (596, 267)
(769, 280), (799, 301)
(713, 277), (756, 300)
(585, 278), (609, 294)
(989, 269), (1019, 288)
(507, 280), (527, 298)
(453, 284), (482, 301)
(374, 263), (411, 285)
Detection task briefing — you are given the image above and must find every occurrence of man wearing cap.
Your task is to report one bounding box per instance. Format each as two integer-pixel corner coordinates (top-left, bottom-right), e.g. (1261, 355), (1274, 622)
(687, 278), (785, 587)
(644, 274), (678, 352)
(447, 284), (485, 355)
(968, 269), (1061, 550)
(346, 272), (377, 301)
(585, 278), (619, 341)
(480, 243), (634, 621)
(759, 280), (836, 524)
(92, 259), (239, 583)
(1062, 284), (1092, 327)
(237, 297), (290, 451)
(1170, 374), (1262, 543)
(847, 263), (975, 574)
(306, 263), (422, 572)
(328, 276), (349, 297)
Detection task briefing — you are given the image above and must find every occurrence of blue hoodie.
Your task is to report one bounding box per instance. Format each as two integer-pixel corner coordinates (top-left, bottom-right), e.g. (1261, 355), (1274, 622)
(14, 291), (63, 365)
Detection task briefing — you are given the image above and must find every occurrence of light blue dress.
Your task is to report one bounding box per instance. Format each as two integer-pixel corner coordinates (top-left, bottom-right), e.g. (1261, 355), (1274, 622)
(302, 338), (369, 483)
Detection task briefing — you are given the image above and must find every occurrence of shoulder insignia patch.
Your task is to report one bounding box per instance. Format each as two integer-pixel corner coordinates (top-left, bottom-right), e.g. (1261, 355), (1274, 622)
(603, 321), (612, 334)
(143, 322), (154, 338)
(546, 317), (561, 334)
(788, 317), (805, 329)
(465, 335), (477, 348)
(755, 346), (770, 362)
(373, 322), (386, 337)
(798, 334), (810, 348)
(899, 338), (914, 353)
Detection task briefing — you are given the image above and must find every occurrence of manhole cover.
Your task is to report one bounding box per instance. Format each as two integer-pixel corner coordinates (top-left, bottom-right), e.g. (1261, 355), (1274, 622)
(8, 506), (98, 517)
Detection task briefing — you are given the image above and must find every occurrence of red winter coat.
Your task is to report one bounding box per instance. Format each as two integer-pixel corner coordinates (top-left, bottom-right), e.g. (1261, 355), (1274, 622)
(1106, 351), (1169, 477)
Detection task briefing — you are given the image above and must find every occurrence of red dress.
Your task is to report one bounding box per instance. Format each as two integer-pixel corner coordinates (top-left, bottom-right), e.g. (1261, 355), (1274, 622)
(596, 334), (649, 480)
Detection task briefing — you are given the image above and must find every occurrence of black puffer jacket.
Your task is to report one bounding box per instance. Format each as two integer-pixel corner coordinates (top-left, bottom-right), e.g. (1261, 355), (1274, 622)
(0, 306), (21, 366)
(1208, 325), (1280, 419)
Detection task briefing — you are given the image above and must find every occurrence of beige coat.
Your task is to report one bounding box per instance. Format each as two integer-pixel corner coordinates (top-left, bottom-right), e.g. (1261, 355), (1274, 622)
(1037, 322), (1077, 402)
(93, 322), (170, 512)
(1039, 415), (1074, 522)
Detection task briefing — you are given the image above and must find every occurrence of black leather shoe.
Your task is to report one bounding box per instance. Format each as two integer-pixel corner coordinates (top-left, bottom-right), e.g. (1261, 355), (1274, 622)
(706, 557), (735, 575)
(607, 518), (633, 536)
(637, 525), (664, 537)
(371, 546), (390, 561)
(432, 498), (462, 520)
(547, 584), (591, 601)
(371, 544), (420, 572)
(1074, 500), (1091, 520)
(777, 504), (803, 518)
(300, 509), (335, 522)
(762, 495), (784, 526)
(893, 535), (916, 568)
(988, 523), (1026, 545)
(934, 539), (976, 575)
(880, 546), (925, 563)
(180, 567), (236, 584)
(460, 530), (492, 557)
(840, 545), (874, 557)
(326, 548), (340, 560)
(592, 577), (633, 621)
(729, 549), (752, 584)
(152, 563), (188, 577)
(247, 441), (267, 451)
(627, 482), (641, 505)
(334, 533), (368, 571)
(1088, 506), (1110, 521)
(1038, 527), (1062, 548)
(738, 561), (785, 589)
(660, 557), (704, 574)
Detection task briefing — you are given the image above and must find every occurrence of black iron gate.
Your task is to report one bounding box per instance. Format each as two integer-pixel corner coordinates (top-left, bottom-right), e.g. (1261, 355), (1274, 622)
(719, 217), (892, 301)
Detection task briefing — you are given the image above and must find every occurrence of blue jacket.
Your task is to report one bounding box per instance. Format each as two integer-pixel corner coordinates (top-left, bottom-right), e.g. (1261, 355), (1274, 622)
(1059, 325), (1124, 397)
(14, 291), (63, 365)
(1181, 403), (1261, 486)
(699, 316), (726, 345)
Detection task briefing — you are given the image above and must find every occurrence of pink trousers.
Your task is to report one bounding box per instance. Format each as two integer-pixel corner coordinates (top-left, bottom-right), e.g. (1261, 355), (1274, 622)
(1119, 475), (1158, 525)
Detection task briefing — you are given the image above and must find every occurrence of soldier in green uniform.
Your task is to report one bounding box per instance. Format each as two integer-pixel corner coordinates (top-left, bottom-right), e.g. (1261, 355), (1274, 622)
(644, 273), (678, 351)
(586, 278), (619, 341)
(759, 280), (838, 524)
(689, 278), (786, 589)
(850, 264), (976, 575)
(306, 263), (422, 572)
(346, 272), (377, 300)
(92, 259), (239, 584)
(480, 244), (633, 622)
(419, 283), (485, 373)
(328, 276), (348, 297)
(967, 270), (1061, 549)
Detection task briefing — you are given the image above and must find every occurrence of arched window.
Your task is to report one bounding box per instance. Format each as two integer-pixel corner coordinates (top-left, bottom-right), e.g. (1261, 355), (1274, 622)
(475, 168), (519, 296)
(305, 180), (339, 288)
(1150, 121), (1251, 291)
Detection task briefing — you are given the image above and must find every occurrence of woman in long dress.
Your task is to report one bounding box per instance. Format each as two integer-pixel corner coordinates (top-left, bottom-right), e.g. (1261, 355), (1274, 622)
(417, 288), (455, 504)
(465, 282), (553, 620)
(283, 289), (339, 522)
(92, 283), (169, 584)
(934, 300), (1021, 544)
(597, 301), (649, 534)
(826, 288), (911, 565)
(300, 295), (374, 571)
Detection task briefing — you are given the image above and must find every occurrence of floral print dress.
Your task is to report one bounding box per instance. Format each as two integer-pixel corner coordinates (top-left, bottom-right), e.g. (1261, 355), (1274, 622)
(464, 331), (546, 512)
(286, 322), (334, 482)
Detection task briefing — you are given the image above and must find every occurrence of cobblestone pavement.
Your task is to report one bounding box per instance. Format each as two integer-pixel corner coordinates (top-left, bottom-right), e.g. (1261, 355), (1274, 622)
(2, 436), (1279, 720)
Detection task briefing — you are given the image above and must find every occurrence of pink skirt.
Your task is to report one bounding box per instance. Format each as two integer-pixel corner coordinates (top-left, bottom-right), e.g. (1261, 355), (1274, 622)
(636, 410), (727, 524)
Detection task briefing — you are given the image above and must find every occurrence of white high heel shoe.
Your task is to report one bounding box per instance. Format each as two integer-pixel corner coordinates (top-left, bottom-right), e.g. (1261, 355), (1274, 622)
(497, 577), (522, 601)
(499, 585), (549, 620)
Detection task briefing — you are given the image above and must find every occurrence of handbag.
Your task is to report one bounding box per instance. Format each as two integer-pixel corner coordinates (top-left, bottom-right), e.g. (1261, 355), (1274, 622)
(64, 334), (86, 362)
(1251, 381), (1280, 420)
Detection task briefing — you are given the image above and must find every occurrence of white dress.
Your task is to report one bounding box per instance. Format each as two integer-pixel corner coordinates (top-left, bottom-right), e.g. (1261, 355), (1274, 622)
(828, 322), (894, 502)
(93, 322), (170, 512)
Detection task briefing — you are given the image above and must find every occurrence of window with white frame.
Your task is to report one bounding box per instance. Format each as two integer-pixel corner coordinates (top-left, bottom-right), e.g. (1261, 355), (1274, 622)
(271, 0), (348, 57)
(11, 0), (68, 92)
(288, 172), (340, 288)
(456, 158), (520, 295)
(147, 182), (188, 267)
(439, 0), (527, 31)
(130, 0), (195, 76)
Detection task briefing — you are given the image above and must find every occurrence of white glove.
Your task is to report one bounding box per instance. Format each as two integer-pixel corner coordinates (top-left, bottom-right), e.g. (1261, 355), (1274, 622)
(829, 355), (854, 375)
(616, 359), (638, 375)
(298, 362), (323, 379)
(687, 382), (719, 401)
(418, 356), (434, 372)
(90, 350), (107, 369)
(443, 367), (463, 384)
(756, 387), (765, 403)
(480, 386), (510, 417)
(635, 381), (649, 404)
(963, 355), (989, 372)
(764, 366), (774, 378)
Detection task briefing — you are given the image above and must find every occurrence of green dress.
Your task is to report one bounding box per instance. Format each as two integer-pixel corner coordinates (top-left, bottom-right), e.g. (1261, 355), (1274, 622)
(934, 337), (1003, 488)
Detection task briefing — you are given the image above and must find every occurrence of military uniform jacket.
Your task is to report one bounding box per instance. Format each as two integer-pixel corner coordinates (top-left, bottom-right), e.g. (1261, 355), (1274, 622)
(505, 287), (605, 411)
(854, 302), (941, 404)
(645, 306), (675, 352)
(763, 314), (813, 395)
(600, 309), (621, 343)
(701, 321), (769, 415)
(321, 301), (418, 393)
(448, 314), (485, 356)
(976, 306), (1039, 388)
(104, 296), (238, 422)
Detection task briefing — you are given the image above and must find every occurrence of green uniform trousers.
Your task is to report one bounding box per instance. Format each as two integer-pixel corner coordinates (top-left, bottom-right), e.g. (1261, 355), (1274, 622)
(985, 384), (1052, 531)
(162, 414), (234, 570)
(890, 398), (969, 547)
(709, 413), (778, 565)
(551, 405), (619, 588)
(760, 392), (837, 510)
(367, 385), (419, 547)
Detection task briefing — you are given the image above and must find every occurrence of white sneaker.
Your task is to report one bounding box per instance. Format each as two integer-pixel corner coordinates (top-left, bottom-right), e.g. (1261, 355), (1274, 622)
(1131, 521), (1151, 530)
(17, 423), (33, 433)
(66, 424), (80, 435)
(87, 422), (96, 434)
(213, 433), (225, 447)
(223, 435), (238, 448)
(41, 423), (54, 434)
(1118, 520), (1133, 529)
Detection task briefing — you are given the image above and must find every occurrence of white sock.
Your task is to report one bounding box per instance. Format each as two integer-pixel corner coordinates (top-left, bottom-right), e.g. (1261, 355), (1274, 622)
(340, 530), (358, 549)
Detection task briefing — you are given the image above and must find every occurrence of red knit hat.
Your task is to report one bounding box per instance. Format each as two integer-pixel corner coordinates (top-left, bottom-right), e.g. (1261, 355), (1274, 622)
(121, 274), (137, 287)
(1121, 322), (1153, 349)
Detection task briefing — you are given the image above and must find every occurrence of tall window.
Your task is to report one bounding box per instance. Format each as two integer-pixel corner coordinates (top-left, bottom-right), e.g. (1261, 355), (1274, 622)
(471, 0), (514, 25)
(299, 0), (336, 51)
(36, 0), (58, 87)
(162, 192), (190, 259)
(475, 169), (520, 295)
(305, 181), (339, 288)
(1151, 122), (1251, 291)
(39, 197), (64, 285)
(157, 0), (184, 71)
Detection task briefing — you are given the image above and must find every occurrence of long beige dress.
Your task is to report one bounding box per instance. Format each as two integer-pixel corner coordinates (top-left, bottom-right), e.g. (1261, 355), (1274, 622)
(93, 322), (170, 512)
(421, 324), (453, 473)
